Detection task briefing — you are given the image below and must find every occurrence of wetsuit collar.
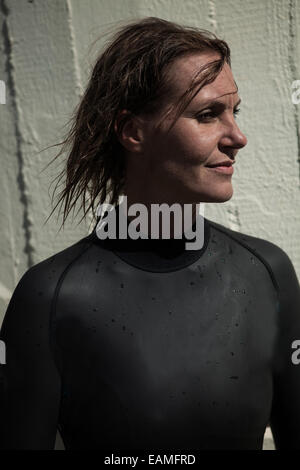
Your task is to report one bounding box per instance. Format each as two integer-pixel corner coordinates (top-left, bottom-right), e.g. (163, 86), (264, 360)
(90, 204), (211, 273)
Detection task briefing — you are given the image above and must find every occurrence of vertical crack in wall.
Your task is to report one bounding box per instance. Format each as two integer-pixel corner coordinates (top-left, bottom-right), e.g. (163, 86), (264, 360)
(65, 0), (93, 232)
(288, 0), (300, 185)
(207, 0), (218, 33)
(0, 0), (36, 267)
(65, 0), (83, 98)
(226, 205), (242, 232)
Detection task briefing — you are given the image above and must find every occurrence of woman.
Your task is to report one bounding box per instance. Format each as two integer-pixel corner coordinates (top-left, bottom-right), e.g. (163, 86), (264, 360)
(0, 17), (299, 450)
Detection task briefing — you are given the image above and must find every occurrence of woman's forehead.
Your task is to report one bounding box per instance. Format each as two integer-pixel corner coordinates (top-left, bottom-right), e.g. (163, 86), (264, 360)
(196, 66), (238, 104)
(167, 54), (236, 104)
(166, 52), (220, 87)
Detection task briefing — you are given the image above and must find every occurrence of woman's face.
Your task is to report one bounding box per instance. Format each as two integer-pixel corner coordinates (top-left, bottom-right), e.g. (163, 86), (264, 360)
(133, 51), (247, 205)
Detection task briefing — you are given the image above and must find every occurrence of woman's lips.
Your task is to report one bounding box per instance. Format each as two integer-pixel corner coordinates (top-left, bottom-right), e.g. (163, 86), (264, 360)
(206, 165), (234, 175)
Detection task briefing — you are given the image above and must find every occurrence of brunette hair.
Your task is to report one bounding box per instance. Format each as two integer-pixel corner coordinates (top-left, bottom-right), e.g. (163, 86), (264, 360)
(45, 16), (231, 229)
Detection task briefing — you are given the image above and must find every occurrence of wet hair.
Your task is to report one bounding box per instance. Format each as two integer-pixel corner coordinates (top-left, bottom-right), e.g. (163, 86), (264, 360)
(44, 16), (231, 229)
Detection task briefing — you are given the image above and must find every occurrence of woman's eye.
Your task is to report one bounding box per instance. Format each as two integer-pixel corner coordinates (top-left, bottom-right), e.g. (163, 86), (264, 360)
(233, 107), (241, 118)
(196, 111), (216, 121)
(196, 107), (241, 122)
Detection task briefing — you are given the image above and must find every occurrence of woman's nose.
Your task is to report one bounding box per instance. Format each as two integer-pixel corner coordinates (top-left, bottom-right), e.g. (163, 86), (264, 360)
(236, 122), (248, 148)
(220, 118), (248, 149)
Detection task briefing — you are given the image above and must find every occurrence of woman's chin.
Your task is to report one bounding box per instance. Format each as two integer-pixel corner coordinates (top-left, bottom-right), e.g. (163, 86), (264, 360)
(193, 185), (233, 203)
(209, 191), (233, 203)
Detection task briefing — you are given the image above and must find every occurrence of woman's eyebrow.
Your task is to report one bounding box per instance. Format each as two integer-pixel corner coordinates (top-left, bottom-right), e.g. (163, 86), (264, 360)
(197, 97), (242, 110)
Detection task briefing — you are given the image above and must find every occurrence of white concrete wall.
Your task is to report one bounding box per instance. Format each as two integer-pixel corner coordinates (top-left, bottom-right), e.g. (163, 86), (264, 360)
(2, 0), (299, 451)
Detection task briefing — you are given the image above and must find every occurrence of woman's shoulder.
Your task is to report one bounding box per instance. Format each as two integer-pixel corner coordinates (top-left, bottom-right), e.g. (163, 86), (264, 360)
(207, 218), (299, 293)
(8, 233), (95, 307)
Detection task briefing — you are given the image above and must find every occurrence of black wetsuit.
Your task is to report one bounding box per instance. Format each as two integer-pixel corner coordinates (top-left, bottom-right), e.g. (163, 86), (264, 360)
(0, 214), (300, 450)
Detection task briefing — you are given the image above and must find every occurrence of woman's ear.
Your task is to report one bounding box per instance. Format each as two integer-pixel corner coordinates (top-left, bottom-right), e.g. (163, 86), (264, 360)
(114, 109), (145, 153)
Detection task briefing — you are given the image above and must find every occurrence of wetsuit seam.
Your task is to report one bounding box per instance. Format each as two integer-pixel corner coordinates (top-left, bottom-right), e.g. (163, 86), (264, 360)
(49, 237), (95, 380)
